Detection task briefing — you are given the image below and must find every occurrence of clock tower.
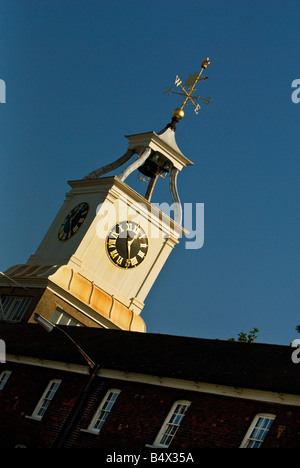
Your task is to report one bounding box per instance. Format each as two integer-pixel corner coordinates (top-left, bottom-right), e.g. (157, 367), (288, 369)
(0, 60), (211, 332)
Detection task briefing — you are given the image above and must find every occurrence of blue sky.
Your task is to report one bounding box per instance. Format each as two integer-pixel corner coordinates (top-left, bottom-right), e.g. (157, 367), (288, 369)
(0, 0), (300, 345)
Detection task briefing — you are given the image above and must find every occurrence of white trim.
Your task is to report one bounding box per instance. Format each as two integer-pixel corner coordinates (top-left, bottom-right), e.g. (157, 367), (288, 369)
(85, 388), (121, 434)
(153, 400), (191, 448)
(7, 354), (300, 407)
(31, 379), (62, 420)
(239, 413), (276, 448)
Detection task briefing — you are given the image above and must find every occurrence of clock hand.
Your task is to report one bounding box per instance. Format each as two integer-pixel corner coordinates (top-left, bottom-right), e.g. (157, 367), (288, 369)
(127, 242), (131, 260)
(126, 236), (133, 259)
(69, 212), (78, 229)
(126, 233), (138, 259)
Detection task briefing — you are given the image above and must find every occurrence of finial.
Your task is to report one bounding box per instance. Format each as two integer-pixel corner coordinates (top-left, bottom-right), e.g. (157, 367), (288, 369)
(173, 108), (185, 120)
(164, 57), (212, 129)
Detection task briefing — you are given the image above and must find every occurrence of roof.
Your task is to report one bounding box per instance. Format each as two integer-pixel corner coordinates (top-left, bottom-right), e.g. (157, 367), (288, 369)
(0, 322), (299, 395)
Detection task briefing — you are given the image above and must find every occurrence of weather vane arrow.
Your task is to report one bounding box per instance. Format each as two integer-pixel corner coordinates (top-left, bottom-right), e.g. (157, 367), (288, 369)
(164, 57), (212, 127)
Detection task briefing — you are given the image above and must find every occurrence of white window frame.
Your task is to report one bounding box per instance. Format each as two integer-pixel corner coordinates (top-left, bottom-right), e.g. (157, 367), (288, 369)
(86, 389), (120, 434)
(0, 370), (11, 390)
(152, 400), (191, 448)
(240, 413), (276, 448)
(50, 308), (82, 326)
(31, 379), (61, 420)
(0, 296), (31, 322)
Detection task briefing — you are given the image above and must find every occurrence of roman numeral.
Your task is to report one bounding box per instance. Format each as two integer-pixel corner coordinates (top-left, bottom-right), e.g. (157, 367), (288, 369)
(116, 256), (123, 265)
(130, 257), (138, 266)
(109, 230), (119, 239)
(108, 239), (116, 248)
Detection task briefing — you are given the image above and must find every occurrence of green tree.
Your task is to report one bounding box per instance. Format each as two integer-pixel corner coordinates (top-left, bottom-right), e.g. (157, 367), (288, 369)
(228, 328), (259, 343)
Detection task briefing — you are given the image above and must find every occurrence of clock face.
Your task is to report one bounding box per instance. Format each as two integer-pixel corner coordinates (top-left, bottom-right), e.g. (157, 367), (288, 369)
(106, 221), (148, 269)
(58, 202), (89, 242)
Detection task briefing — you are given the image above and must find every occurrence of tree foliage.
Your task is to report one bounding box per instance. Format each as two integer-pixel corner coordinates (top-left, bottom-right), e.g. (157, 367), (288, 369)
(228, 328), (259, 343)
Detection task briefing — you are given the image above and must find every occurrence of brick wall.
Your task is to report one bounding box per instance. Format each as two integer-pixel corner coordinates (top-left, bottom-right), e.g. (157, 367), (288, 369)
(0, 362), (85, 447)
(1, 362), (300, 448)
(73, 379), (300, 449)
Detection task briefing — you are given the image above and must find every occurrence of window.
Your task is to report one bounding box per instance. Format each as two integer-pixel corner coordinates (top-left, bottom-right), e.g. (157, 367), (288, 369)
(87, 389), (120, 433)
(0, 370), (11, 390)
(31, 379), (61, 420)
(50, 309), (82, 326)
(153, 400), (191, 448)
(240, 413), (275, 448)
(0, 296), (31, 321)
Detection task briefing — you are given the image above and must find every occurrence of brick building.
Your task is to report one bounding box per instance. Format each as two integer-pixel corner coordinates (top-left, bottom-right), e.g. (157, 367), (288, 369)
(0, 322), (300, 449)
(1, 69), (298, 450)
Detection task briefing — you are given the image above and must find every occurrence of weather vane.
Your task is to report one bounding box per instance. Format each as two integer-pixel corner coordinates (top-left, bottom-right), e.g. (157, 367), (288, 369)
(164, 57), (212, 123)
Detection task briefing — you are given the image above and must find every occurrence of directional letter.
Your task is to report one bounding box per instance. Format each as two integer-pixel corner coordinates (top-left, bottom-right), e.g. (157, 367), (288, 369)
(175, 75), (182, 87)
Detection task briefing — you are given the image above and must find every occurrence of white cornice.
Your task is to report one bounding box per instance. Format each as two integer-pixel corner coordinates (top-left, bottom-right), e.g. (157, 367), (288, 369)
(7, 354), (300, 407)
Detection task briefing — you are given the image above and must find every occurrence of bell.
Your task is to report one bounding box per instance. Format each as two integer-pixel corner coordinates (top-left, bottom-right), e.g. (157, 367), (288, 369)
(139, 152), (172, 179)
(139, 158), (161, 178)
